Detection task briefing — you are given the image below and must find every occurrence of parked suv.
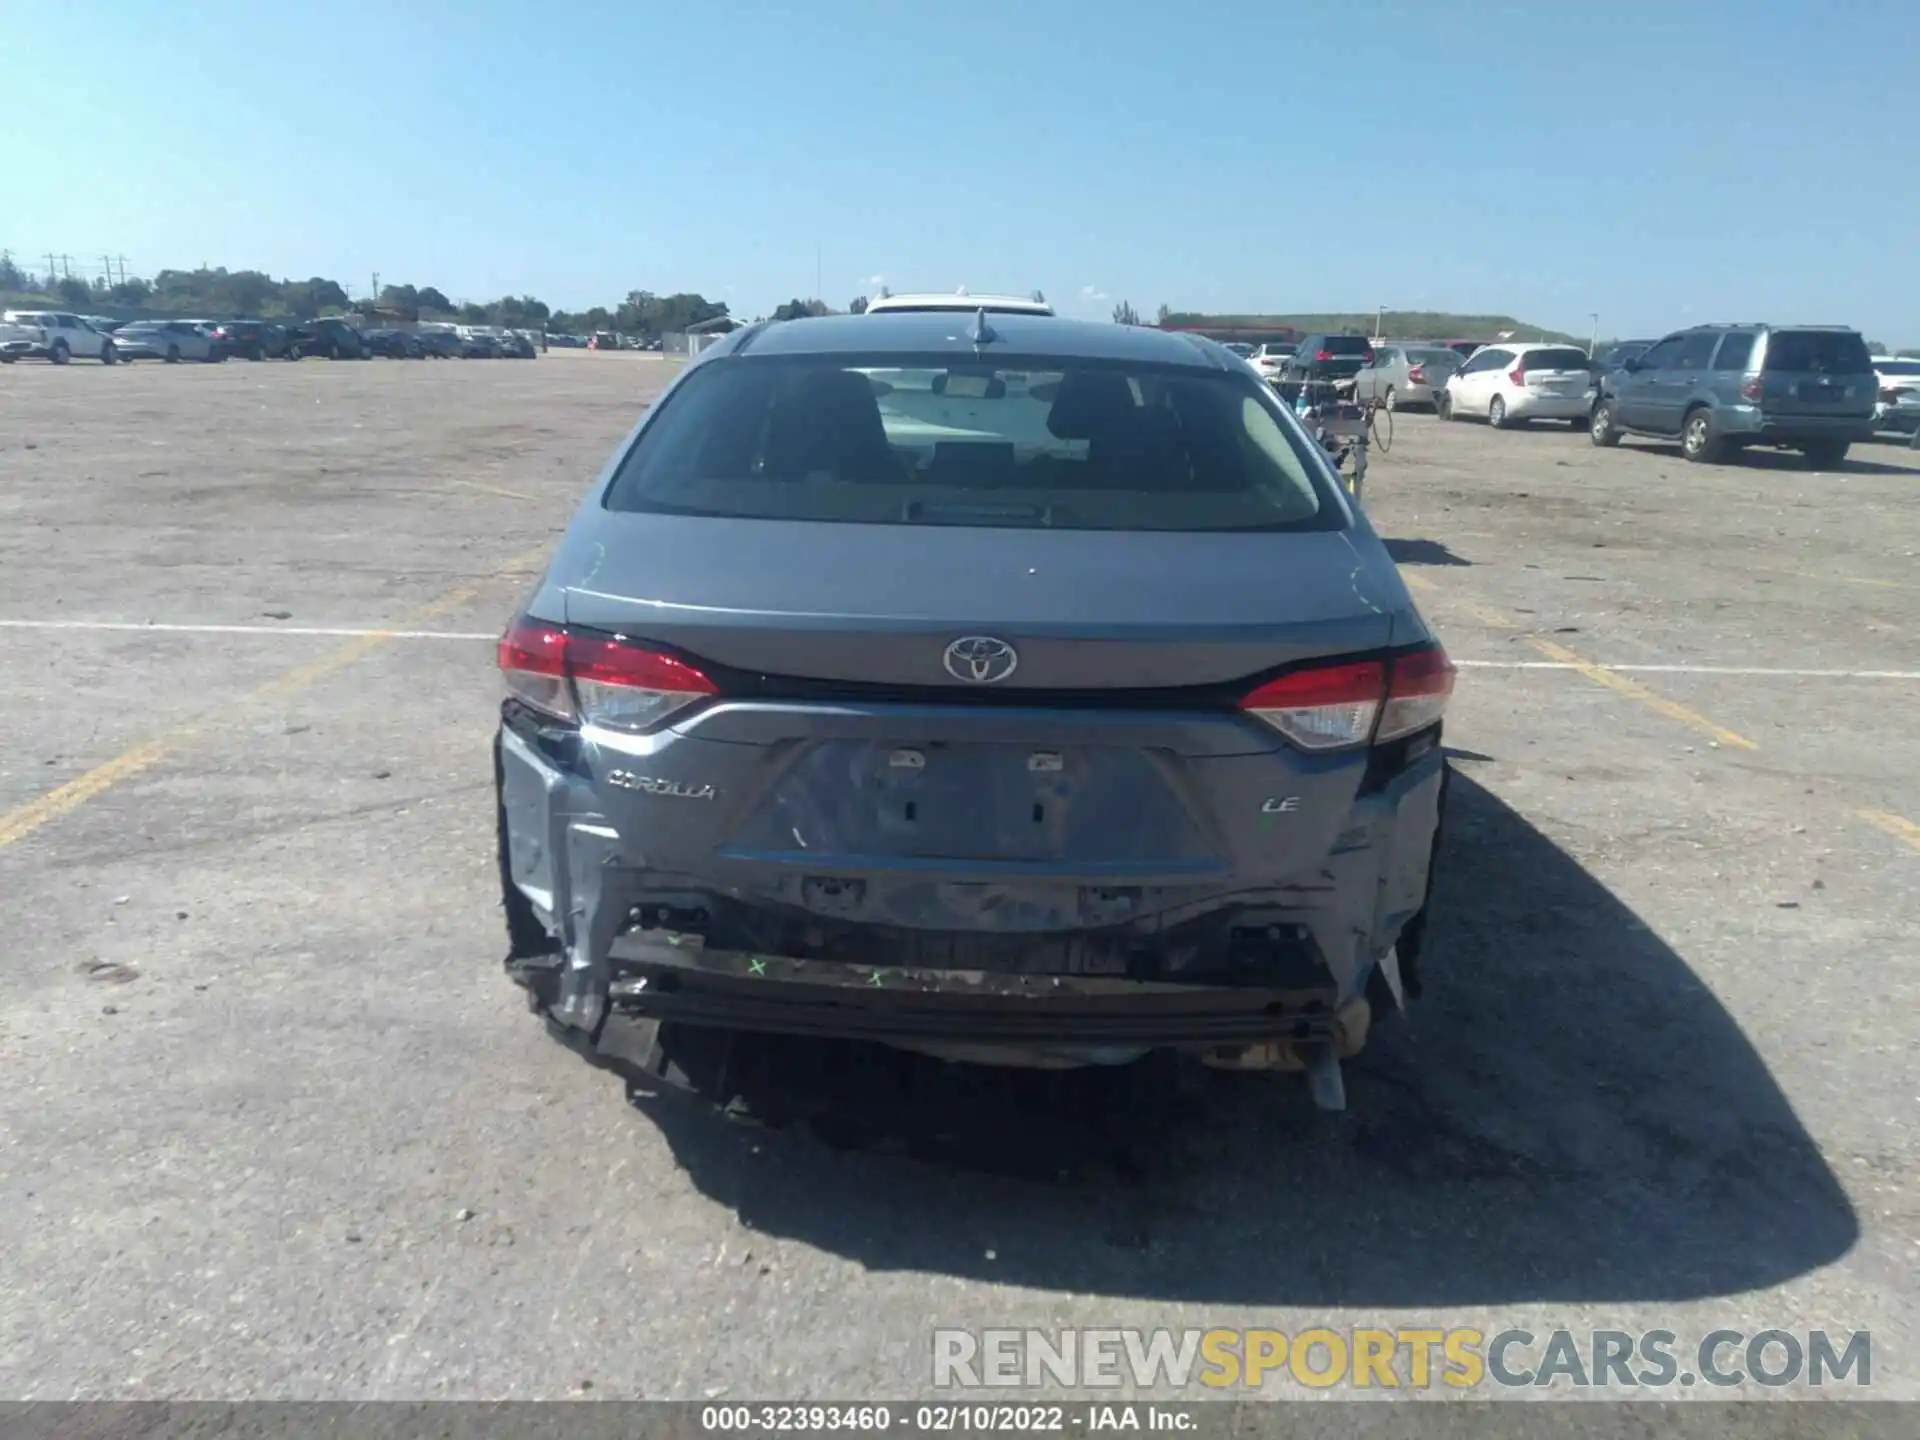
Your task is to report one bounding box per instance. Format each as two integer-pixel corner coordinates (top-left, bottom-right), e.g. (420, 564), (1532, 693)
(210, 319), (290, 361)
(1278, 334), (1375, 396)
(285, 318), (368, 360)
(1591, 324), (1876, 467)
(2, 310), (118, 364)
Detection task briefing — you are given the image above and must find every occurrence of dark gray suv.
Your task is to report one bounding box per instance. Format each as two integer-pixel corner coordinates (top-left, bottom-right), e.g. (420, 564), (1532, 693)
(495, 312), (1452, 1110)
(1591, 323), (1876, 467)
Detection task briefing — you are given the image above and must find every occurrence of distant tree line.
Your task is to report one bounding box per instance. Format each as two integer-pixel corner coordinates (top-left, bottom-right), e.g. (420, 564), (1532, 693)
(0, 253), (730, 338)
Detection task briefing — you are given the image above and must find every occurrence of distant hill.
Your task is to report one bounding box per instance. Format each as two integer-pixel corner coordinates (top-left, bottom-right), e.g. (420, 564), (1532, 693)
(1162, 311), (1586, 345)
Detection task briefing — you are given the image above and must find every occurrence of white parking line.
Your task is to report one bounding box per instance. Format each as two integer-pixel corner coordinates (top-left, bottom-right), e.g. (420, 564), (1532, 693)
(1454, 661), (1920, 679)
(0, 619), (497, 641)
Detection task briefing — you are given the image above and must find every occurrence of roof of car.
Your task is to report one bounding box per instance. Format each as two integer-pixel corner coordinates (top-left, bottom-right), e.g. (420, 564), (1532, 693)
(864, 292), (1054, 316)
(719, 312), (1225, 368)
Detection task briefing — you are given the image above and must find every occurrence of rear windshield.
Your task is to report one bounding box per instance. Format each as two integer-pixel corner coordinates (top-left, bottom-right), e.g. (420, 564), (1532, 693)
(1764, 330), (1872, 374)
(1875, 359), (1920, 376)
(1405, 347), (1460, 368)
(1521, 348), (1592, 371)
(1319, 336), (1373, 354)
(604, 355), (1342, 533)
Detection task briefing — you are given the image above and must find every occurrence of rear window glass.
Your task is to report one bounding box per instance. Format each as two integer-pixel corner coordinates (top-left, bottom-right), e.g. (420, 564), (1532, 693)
(1319, 336), (1373, 354)
(1521, 348), (1591, 371)
(1874, 359), (1920, 376)
(1764, 331), (1872, 374)
(605, 356), (1341, 533)
(1405, 348), (1460, 368)
(1711, 334), (1755, 371)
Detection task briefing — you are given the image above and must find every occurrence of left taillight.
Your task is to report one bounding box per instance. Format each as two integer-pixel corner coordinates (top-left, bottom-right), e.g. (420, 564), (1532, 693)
(1239, 644), (1455, 751)
(497, 616), (718, 732)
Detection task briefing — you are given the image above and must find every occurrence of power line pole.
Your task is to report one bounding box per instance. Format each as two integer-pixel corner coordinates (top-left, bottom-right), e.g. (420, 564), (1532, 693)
(45, 253), (57, 286)
(114, 255), (130, 288)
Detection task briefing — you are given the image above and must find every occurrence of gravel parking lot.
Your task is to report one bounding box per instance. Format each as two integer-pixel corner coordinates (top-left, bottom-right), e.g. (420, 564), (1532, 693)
(1, 352), (1915, 1401)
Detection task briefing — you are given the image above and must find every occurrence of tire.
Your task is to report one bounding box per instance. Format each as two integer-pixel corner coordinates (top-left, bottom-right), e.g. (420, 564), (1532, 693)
(165, 345), (181, 364)
(49, 340), (70, 365)
(100, 341), (117, 365)
(1435, 391), (1453, 421)
(1382, 385), (1398, 412)
(327, 341), (341, 360)
(1801, 439), (1850, 469)
(1370, 403), (1394, 454)
(247, 344), (264, 362)
(0, 355), (14, 364)
(1487, 395), (1508, 429)
(1590, 399), (1621, 446)
(1681, 408), (1725, 464)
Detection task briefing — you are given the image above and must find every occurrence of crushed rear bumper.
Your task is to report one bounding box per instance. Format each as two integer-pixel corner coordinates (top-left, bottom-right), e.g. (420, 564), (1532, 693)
(591, 929), (1351, 1051)
(497, 711), (1445, 1067)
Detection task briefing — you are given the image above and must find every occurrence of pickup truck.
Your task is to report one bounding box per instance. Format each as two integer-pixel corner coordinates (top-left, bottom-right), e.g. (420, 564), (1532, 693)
(0, 310), (119, 364)
(0, 314), (44, 363)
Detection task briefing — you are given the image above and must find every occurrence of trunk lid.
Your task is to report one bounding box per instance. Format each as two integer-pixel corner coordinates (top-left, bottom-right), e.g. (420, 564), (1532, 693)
(558, 514), (1401, 691)
(1519, 349), (1596, 396)
(1759, 330), (1876, 419)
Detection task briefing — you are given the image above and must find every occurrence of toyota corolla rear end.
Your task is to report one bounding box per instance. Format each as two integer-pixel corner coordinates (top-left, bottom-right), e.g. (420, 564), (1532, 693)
(495, 316), (1451, 1106)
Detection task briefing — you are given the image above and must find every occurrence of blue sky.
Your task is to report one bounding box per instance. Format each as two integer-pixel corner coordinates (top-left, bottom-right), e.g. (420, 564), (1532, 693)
(5, 0), (1916, 340)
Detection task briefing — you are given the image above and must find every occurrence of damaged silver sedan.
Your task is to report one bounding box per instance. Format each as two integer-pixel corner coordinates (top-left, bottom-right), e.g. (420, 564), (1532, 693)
(494, 311), (1451, 1110)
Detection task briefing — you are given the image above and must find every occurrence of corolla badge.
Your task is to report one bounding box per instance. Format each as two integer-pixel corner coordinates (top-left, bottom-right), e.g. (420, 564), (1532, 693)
(608, 770), (715, 800)
(943, 635), (1019, 684)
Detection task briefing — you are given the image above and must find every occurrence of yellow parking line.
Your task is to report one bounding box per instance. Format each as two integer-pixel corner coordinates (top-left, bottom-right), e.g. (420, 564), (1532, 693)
(1526, 638), (1759, 750)
(1856, 808), (1920, 854)
(0, 737), (178, 850)
(0, 548), (547, 853)
(1401, 572), (1438, 592)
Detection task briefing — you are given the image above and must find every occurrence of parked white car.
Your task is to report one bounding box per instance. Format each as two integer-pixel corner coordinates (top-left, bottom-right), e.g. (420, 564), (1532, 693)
(1246, 341), (1296, 384)
(0, 314), (44, 362)
(1871, 357), (1920, 438)
(1, 310), (119, 364)
(1439, 342), (1595, 429)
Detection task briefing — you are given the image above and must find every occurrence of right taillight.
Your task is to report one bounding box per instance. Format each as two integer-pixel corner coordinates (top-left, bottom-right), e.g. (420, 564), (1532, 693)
(1240, 660), (1385, 751)
(497, 616), (718, 732)
(1509, 363), (1527, 387)
(1239, 644), (1454, 751)
(1376, 643), (1456, 742)
(1407, 364), (1426, 384)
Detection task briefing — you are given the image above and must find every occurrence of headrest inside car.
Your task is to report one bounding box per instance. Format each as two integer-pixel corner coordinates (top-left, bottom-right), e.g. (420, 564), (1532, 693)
(933, 371), (1005, 399)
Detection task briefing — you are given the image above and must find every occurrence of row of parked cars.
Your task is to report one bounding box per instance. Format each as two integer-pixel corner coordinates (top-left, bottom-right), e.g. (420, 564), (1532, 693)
(1226, 325), (1916, 466)
(0, 310), (543, 365)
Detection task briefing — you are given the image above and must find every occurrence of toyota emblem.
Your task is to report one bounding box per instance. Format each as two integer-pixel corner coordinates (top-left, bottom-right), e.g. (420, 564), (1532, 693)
(942, 635), (1019, 684)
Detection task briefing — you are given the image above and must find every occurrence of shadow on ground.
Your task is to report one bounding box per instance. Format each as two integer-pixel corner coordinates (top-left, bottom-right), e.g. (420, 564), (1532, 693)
(592, 770), (1856, 1305)
(1620, 442), (1919, 477)
(1384, 537), (1474, 567)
